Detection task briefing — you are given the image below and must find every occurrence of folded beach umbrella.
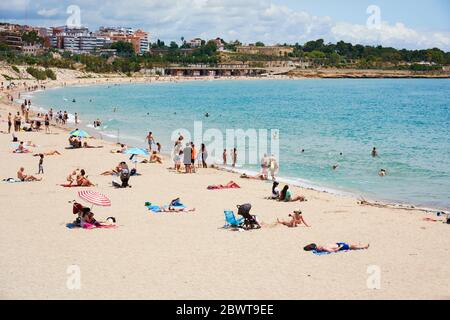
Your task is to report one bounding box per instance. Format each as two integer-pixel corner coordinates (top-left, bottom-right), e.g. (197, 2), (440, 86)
(78, 190), (111, 207)
(70, 129), (91, 138)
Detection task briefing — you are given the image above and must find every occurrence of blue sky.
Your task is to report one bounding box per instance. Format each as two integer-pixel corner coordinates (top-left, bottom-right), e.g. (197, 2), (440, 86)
(1, 0), (449, 50)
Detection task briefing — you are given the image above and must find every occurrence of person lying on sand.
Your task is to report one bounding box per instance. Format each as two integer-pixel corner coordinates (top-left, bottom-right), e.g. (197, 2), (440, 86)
(240, 173), (266, 180)
(304, 242), (369, 253)
(76, 169), (95, 187)
(110, 144), (127, 153)
(278, 185), (306, 202)
(83, 142), (103, 148)
(17, 167), (41, 182)
(160, 206), (196, 212)
(33, 150), (61, 156)
(101, 164), (122, 176)
(277, 210), (310, 228)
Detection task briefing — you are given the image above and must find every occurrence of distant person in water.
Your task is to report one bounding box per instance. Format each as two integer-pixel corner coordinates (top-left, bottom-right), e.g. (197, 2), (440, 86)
(303, 242), (369, 253)
(378, 169), (387, 176)
(371, 147), (378, 157)
(332, 164), (339, 170)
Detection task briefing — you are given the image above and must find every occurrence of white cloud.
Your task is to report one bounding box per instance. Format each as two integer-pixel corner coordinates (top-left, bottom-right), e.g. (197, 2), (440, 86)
(2, 0), (450, 50)
(37, 8), (59, 17)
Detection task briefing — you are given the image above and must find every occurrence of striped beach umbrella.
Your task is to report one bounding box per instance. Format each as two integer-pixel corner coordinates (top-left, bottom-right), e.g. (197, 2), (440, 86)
(78, 190), (111, 207)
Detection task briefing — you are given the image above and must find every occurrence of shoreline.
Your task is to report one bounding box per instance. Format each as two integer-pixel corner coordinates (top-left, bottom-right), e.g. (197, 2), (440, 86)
(22, 77), (448, 213)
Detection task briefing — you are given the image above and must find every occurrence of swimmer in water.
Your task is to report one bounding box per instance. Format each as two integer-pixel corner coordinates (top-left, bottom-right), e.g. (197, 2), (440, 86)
(378, 169), (386, 176)
(205, 112), (209, 117)
(332, 164), (339, 170)
(371, 147), (378, 157)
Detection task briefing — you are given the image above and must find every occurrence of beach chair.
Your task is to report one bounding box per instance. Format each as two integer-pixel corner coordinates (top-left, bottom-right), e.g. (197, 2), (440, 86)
(223, 210), (244, 228)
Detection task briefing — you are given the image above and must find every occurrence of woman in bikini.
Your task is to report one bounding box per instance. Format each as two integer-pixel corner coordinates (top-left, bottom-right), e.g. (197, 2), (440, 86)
(277, 210), (310, 228)
(76, 169), (95, 187)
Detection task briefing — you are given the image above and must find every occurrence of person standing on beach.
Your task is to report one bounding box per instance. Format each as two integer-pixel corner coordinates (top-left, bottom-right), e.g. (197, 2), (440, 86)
(223, 149), (227, 165)
(38, 154), (44, 174)
(49, 108), (53, 121)
(44, 114), (50, 134)
(183, 143), (192, 173)
(261, 153), (269, 179)
(24, 107), (29, 123)
(146, 132), (155, 151)
(191, 142), (197, 173)
(201, 143), (208, 168)
(75, 113), (78, 125)
(14, 112), (21, 132)
(7, 113), (12, 134)
(371, 147), (378, 157)
(232, 148), (237, 167)
(63, 111), (68, 125)
(269, 155), (279, 181)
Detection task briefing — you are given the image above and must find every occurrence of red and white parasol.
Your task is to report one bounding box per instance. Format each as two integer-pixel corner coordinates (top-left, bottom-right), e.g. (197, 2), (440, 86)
(78, 190), (111, 207)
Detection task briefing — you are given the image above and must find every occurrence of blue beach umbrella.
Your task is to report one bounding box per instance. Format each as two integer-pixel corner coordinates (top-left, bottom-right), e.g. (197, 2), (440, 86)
(123, 147), (149, 169)
(70, 129), (91, 138)
(123, 147), (149, 156)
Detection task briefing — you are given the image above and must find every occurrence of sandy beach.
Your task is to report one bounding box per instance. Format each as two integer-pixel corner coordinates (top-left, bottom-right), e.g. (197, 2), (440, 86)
(0, 76), (449, 300)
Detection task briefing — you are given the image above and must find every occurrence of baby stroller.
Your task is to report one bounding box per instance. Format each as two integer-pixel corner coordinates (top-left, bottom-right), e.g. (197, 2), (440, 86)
(71, 200), (92, 227)
(237, 203), (261, 230)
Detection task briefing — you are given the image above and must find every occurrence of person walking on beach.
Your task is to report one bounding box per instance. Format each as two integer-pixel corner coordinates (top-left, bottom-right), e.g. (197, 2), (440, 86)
(261, 153), (269, 179)
(146, 131), (155, 151)
(269, 155), (278, 180)
(371, 147), (378, 157)
(24, 107), (29, 123)
(201, 143), (208, 168)
(232, 148), (237, 167)
(75, 113), (78, 125)
(49, 108), (53, 121)
(44, 114), (50, 134)
(223, 149), (227, 165)
(7, 112), (12, 134)
(191, 142), (197, 173)
(183, 143), (192, 173)
(63, 111), (68, 125)
(38, 154), (44, 174)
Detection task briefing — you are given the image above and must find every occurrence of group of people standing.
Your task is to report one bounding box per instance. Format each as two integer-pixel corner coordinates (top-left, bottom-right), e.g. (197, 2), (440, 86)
(171, 134), (208, 173)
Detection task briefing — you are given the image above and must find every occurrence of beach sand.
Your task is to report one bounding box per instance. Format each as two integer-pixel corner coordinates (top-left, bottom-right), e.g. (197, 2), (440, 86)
(0, 77), (449, 300)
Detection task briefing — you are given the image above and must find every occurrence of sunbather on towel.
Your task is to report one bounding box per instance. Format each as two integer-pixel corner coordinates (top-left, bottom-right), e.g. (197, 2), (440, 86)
(66, 169), (79, 186)
(101, 163), (122, 176)
(304, 242), (369, 253)
(277, 210), (310, 228)
(17, 167), (41, 181)
(240, 173), (266, 180)
(76, 169), (95, 187)
(13, 141), (30, 153)
(110, 144), (127, 153)
(207, 181), (240, 189)
(161, 206), (196, 212)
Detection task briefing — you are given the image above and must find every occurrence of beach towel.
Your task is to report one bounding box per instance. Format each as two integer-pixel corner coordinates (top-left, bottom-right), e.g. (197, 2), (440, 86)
(207, 181), (241, 190)
(2, 178), (24, 183)
(66, 222), (117, 229)
(60, 184), (86, 187)
(145, 201), (186, 213)
(312, 250), (350, 255)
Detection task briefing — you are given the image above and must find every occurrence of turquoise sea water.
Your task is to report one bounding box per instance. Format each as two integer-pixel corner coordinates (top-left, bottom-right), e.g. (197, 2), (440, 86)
(31, 79), (450, 209)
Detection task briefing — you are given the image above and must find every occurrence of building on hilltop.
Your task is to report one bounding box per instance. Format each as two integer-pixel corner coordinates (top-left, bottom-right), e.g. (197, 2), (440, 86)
(236, 45), (294, 57)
